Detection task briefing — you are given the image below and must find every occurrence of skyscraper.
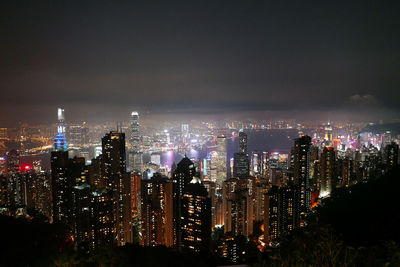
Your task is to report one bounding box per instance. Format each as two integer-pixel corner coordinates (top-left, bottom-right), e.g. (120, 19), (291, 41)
(239, 131), (247, 154)
(180, 176), (211, 253)
(102, 131), (132, 245)
(233, 152), (249, 179)
(129, 112), (142, 172)
(320, 146), (335, 196)
(54, 108), (67, 151)
(223, 178), (254, 237)
(141, 173), (173, 247)
(216, 135), (227, 187)
(293, 136), (312, 225)
(51, 151), (86, 230)
(384, 142), (399, 168)
(172, 156), (196, 249)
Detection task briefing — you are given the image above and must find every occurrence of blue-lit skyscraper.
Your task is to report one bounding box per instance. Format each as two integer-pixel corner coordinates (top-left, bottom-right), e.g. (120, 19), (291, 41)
(54, 108), (67, 151)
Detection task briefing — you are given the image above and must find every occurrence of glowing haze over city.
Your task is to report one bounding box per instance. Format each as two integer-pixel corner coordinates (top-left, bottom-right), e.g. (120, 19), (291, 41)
(0, 1), (399, 266)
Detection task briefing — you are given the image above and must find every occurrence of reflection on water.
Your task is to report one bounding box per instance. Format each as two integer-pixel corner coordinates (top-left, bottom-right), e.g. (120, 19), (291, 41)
(148, 129), (299, 168)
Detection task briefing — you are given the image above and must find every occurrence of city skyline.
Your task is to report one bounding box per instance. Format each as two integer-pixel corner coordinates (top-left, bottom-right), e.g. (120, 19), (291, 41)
(1, 1), (400, 266)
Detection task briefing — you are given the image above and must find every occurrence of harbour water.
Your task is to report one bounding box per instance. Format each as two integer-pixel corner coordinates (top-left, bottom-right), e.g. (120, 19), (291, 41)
(146, 129), (299, 168)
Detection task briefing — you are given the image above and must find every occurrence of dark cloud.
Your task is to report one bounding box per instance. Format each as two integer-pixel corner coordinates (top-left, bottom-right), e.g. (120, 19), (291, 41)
(1, 0), (399, 125)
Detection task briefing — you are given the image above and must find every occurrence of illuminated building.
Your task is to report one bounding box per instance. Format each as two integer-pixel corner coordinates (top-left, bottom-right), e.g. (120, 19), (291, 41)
(264, 184), (298, 245)
(320, 146), (335, 196)
(130, 111), (140, 151)
(51, 151), (86, 225)
(181, 123), (189, 143)
(264, 186), (279, 243)
(91, 189), (114, 249)
(181, 177), (211, 253)
(66, 123), (89, 146)
(102, 131), (132, 245)
(141, 173), (173, 247)
(250, 152), (261, 177)
(71, 183), (93, 250)
(223, 178), (254, 237)
(203, 180), (223, 229)
(209, 151), (218, 182)
(4, 150), (24, 214)
(233, 152), (249, 179)
(254, 181), (268, 222)
(216, 135), (227, 186)
(293, 135), (312, 225)
(54, 108), (67, 151)
(131, 172), (142, 216)
(172, 156), (196, 249)
(129, 112), (142, 172)
(239, 131), (247, 154)
(384, 142), (399, 167)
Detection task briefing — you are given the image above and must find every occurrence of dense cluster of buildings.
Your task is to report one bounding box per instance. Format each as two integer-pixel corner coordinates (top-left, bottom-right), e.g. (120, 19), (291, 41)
(0, 109), (399, 263)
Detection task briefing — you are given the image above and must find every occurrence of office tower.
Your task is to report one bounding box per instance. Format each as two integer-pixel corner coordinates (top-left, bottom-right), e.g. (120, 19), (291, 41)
(250, 152), (262, 177)
(172, 156), (196, 249)
(141, 173), (173, 247)
(181, 123), (189, 143)
(129, 112), (142, 172)
(254, 181), (268, 222)
(239, 131), (247, 154)
(209, 151), (218, 183)
(233, 152), (249, 179)
(51, 150), (87, 231)
(87, 155), (105, 190)
(264, 186), (279, 244)
(203, 180), (223, 229)
(264, 184), (298, 244)
(320, 146), (335, 196)
(54, 108), (67, 151)
(66, 123), (89, 146)
(89, 189), (113, 249)
(223, 178), (254, 237)
(131, 172), (142, 215)
(102, 131), (132, 245)
(384, 142), (399, 167)
(216, 135), (227, 186)
(71, 183), (92, 250)
(4, 150), (24, 213)
(32, 172), (52, 219)
(293, 135), (312, 226)
(181, 176), (212, 253)
(341, 157), (351, 187)
(130, 112), (140, 151)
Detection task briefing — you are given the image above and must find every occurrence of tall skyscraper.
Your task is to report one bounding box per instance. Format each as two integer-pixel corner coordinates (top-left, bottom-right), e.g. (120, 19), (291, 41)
(51, 151), (87, 230)
(54, 108), (67, 151)
(141, 173), (173, 247)
(233, 152), (249, 179)
(130, 112), (140, 151)
(320, 146), (335, 196)
(172, 156), (196, 249)
(223, 178), (254, 237)
(102, 131), (132, 245)
(216, 135), (227, 187)
(239, 131), (248, 154)
(129, 112), (142, 172)
(180, 177), (212, 253)
(293, 136), (312, 225)
(384, 142), (399, 167)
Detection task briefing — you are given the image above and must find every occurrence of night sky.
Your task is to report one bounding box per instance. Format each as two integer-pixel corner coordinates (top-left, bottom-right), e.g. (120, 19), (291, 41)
(1, 1), (399, 125)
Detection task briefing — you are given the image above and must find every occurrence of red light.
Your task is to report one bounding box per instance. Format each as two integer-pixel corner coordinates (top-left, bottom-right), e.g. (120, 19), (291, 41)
(22, 165), (32, 171)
